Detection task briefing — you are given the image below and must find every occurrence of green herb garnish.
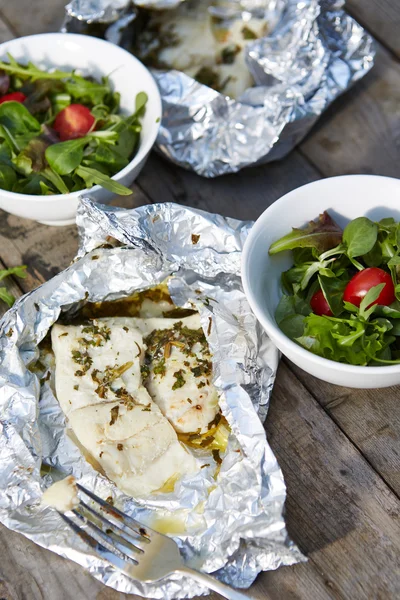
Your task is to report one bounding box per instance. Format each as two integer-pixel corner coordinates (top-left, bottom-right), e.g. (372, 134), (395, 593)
(194, 66), (220, 90)
(241, 26), (258, 40)
(191, 358), (212, 378)
(109, 405), (119, 426)
(140, 364), (150, 378)
(172, 369), (186, 390)
(220, 44), (241, 65)
(91, 361), (133, 399)
(0, 265), (27, 307)
(153, 358), (166, 376)
(114, 387), (137, 409)
(71, 349), (93, 375)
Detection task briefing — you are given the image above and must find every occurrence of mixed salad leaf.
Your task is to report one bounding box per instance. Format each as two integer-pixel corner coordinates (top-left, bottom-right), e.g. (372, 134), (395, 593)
(0, 54), (148, 196)
(0, 264), (27, 307)
(270, 212), (400, 366)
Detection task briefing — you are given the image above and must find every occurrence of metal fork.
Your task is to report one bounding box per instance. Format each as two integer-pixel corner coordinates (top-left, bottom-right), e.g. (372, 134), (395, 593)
(59, 482), (254, 600)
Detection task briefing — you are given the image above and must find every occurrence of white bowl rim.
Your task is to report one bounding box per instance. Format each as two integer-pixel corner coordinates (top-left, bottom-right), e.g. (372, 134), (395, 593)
(0, 32), (162, 202)
(242, 173), (400, 375)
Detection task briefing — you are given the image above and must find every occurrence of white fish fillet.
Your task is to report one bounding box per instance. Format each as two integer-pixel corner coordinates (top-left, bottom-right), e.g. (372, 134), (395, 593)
(136, 315), (220, 434)
(68, 401), (194, 497)
(52, 319), (149, 416)
(41, 475), (79, 512)
(138, 1), (269, 99)
(51, 318), (197, 497)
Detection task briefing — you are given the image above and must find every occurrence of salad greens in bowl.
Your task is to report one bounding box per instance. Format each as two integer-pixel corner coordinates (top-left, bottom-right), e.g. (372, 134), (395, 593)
(242, 174), (400, 389)
(0, 33), (161, 225)
(270, 212), (400, 367)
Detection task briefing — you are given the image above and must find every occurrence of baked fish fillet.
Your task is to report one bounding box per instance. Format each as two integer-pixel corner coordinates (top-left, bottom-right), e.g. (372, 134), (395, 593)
(135, 1), (269, 99)
(52, 319), (150, 416)
(136, 314), (220, 434)
(68, 400), (194, 497)
(51, 318), (197, 497)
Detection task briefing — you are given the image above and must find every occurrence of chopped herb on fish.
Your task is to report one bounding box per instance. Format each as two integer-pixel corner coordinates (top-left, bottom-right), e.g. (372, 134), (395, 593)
(109, 405), (119, 426)
(172, 369), (186, 390)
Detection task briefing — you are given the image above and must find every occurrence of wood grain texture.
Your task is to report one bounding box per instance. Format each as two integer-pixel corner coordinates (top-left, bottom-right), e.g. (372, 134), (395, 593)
(0, 523), (135, 600)
(0, 188), (150, 292)
(265, 363), (400, 600)
(0, 215), (78, 291)
(347, 0), (400, 58)
(286, 358), (400, 497)
(0, 9), (14, 42)
(136, 151), (320, 221)
(0, 0), (66, 37)
(299, 46), (400, 178)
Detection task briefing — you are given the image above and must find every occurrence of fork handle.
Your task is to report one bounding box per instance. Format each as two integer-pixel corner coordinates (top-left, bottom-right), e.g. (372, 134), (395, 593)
(178, 566), (256, 600)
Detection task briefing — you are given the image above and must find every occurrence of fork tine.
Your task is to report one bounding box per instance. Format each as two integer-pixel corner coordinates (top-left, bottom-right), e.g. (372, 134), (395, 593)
(76, 483), (155, 540)
(78, 498), (147, 552)
(72, 508), (140, 563)
(59, 512), (135, 573)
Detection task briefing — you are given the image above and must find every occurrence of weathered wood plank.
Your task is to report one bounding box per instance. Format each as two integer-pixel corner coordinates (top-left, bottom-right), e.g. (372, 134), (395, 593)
(0, 0), (66, 37)
(0, 522), (135, 600)
(0, 10), (15, 42)
(299, 46), (400, 178)
(286, 358), (400, 497)
(137, 151), (320, 221)
(0, 214), (79, 292)
(0, 522), (333, 600)
(0, 188), (151, 293)
(0, 515), (335, 600)
(347, 0), (400, 59)
(291, 39), (400, 509)
(264, 363), (400, 599)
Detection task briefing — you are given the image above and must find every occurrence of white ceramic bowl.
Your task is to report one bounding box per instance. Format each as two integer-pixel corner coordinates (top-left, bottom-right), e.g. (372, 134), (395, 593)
(0, 33), (162, 226)
(242, 174), (400, 389)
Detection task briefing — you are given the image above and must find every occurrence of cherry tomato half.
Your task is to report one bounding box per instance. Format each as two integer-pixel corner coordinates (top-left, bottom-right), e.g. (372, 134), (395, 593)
(53, 104), (95, 141)
(343, 267), (395, 308)
(310, 289), (333, 316)
(0, 92), (27, 105)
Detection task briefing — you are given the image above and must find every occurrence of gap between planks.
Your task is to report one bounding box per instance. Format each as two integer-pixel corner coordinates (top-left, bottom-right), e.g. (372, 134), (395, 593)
(298, 42), (400, 178)
(0, 2), (396, 598)
(346, 0), (400, 60)
(284, 356), (400, 501)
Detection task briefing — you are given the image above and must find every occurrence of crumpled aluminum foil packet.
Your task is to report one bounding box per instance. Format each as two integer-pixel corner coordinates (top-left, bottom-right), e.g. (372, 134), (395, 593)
(0, 199), (304, 598)
(62, 0), (375, 177)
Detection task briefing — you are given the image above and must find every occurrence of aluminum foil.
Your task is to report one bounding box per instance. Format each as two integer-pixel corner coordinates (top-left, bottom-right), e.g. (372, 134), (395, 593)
(0, 199), (304, 598)
(65, 0), (131, 23)
(62, 0), (375, 177)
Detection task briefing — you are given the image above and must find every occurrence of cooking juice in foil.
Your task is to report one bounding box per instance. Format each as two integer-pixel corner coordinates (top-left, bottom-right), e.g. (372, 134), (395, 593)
(63, 0), (376, 176)
(0, 200), (304, 598)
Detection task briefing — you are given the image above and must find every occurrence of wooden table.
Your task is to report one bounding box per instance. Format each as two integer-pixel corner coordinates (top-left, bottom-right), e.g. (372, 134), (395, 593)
(0, 1), (399, 598)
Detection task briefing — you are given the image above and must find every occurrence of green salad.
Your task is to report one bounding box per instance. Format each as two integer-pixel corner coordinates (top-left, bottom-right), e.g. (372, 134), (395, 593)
(269, 212), (400, 366)
(0, 54), (148, 196)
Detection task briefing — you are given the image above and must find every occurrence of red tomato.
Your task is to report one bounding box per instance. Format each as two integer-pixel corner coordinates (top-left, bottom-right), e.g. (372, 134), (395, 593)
(0, 92), (27, 105)
(53, 104), (95, 141)
(343, 267), (395, 308)
(310, 289), (332, 316)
